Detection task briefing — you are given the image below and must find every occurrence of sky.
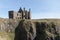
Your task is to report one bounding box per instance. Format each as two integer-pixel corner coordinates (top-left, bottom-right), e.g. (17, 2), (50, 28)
(0, 0), (60, 19)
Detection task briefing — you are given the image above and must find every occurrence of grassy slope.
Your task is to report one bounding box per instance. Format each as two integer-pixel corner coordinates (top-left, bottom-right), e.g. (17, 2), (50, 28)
(0, 32), (14, 40)
(32, 19), (60, 26)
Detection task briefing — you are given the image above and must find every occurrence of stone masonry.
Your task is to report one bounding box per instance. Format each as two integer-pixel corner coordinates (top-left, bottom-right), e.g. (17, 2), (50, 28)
(9, 7), (31, 20)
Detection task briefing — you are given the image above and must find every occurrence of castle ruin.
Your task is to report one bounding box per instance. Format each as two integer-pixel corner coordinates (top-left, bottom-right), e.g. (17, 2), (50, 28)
(8, 7), (31, 20)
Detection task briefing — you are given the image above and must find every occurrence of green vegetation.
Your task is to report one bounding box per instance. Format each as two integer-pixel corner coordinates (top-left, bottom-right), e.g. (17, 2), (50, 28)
(0, 32), (14, 40)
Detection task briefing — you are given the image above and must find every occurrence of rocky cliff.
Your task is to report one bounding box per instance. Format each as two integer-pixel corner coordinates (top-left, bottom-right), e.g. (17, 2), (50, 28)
(14, 20), (60, 40)
(0, 18), (60, 40)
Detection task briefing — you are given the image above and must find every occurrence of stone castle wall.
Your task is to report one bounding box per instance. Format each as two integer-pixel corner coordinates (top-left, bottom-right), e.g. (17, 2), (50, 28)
(9, 7), (31, 20)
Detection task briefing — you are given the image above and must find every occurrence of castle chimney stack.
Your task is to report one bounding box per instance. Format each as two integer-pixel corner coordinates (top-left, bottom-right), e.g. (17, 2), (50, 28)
(29, 9), (31, 13)
(28, 8), (31, 19)
(24, 7), (25, 12)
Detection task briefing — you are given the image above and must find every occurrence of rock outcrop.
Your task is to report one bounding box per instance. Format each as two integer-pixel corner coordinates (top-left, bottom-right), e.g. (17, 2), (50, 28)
(0, 18), (60, 40)
(34, 22), (48, 40)
(14, 20), (36, 40)
(14, 20), (60, 40)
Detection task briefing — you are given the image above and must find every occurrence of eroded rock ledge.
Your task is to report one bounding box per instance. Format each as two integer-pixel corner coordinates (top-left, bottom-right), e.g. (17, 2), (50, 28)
(14, 20), (60, 40)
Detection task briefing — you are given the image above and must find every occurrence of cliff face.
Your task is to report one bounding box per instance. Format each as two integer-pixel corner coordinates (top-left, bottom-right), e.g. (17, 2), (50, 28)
(0, 18), (60, 40)
(14, 20), (36, 40)
(0, 18), (19, 32)
(14, 20), (60, 40)
(34, 22), (60, 40)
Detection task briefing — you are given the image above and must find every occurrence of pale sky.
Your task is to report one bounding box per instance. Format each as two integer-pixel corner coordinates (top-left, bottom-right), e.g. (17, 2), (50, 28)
(0, 0), (60, 19)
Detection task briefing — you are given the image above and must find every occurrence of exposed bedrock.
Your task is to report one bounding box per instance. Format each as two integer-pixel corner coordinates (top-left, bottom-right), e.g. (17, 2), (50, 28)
(14, 20), (60, 40)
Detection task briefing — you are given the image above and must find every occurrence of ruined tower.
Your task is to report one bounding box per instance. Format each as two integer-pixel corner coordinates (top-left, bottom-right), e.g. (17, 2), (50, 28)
(28, 9), (31, 19)
(17, 7), (23, 19)
(9, 7), (31, 20)
(9, 11), (17, 19)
